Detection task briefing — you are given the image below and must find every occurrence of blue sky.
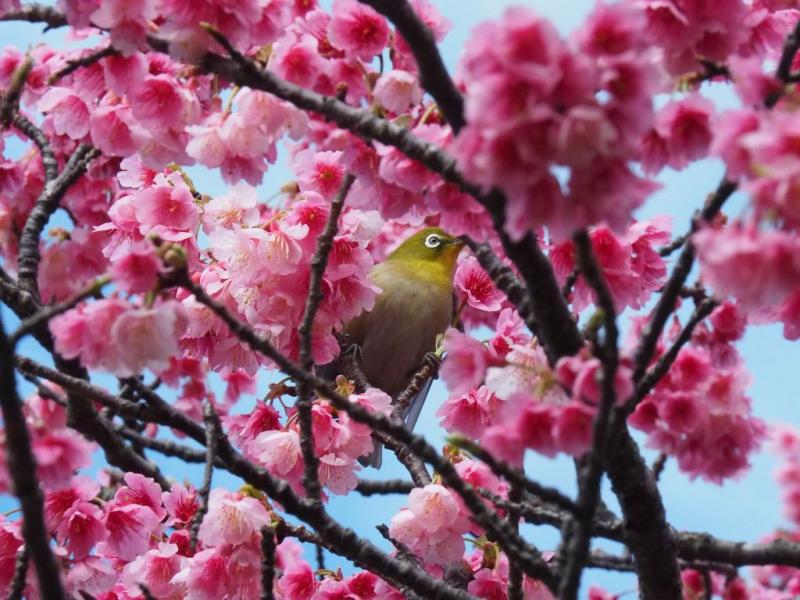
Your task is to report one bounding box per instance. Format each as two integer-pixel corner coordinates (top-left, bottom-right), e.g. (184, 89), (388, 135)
(2, 1), (800, 596)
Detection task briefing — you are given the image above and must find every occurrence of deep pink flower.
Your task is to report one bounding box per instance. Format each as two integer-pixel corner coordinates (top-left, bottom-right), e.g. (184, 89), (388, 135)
(109, 240), (162, 294)
(89, 104), (145, 157)
(437, 386), (501, 438)
(454, 256), (505, 313)
(294, 149), (345, 199)
(327, 0), (389, 60)
(37, 87), (90, 140)
(100, 503), (161, 561)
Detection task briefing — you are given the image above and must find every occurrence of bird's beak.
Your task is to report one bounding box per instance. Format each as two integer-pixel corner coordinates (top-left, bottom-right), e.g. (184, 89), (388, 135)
(446, 238), (466, 248)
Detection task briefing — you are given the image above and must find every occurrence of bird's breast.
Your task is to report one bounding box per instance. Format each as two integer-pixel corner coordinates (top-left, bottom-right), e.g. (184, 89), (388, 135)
(345, 262), (453, 397)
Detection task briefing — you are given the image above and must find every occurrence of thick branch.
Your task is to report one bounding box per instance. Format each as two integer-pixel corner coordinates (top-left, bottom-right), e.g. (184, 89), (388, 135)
(0, 315), (66, 600)
(0, 3), (67, 28)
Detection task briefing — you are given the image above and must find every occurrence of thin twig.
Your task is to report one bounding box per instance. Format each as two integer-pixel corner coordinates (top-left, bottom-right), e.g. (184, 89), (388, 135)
(17, 144), (99, 300)
(0, 4), (68, 29)
(626, 298), (717, 414)
(188, 401), (220, 552)
(296, 173), (355, 505)
(632, 177), (736, 383)
(451, 437), (577, 513)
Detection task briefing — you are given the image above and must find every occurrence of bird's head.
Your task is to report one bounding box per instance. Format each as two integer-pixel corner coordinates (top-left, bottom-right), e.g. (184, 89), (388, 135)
(386, 227), (465, 274)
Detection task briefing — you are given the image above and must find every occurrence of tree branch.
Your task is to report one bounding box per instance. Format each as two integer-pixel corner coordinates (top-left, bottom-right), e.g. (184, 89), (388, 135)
(0, 314), (66, 600)
(17, 143), (99, 300)
(296, 173), (355, 505)
(188, 401), (220, 552)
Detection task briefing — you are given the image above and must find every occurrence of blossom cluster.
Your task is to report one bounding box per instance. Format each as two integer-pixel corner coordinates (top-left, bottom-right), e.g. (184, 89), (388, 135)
(629, 302), (767, 482)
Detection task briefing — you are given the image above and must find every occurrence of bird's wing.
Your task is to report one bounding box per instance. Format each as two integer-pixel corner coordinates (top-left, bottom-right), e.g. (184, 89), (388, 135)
(402, 376), (434, 432)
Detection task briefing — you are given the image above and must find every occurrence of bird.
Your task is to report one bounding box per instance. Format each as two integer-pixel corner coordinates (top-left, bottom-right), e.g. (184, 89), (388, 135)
(322, 226), (465, 468)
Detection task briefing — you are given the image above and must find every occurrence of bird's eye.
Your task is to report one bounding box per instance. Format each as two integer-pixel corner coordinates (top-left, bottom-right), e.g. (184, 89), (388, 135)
(425, 234), (441, 248)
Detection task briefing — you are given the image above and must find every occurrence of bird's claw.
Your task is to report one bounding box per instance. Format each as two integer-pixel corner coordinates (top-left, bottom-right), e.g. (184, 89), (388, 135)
(422, 351), (441, 379)
(343, 342), (363, 365)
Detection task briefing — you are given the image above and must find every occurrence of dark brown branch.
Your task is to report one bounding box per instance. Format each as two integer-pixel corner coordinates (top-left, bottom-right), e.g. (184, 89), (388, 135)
(0, 316), (65, 600)
(10, 113), (58, 182)
(374, 430), (431, 487)
(188, 401), (220, 552)
(0, 56), (31, 128)
(506, 484), (523, 600)
(17, 144), (99, 300)
(557, 231), (619, 600)
(260, 526), (276, 600)
(355, 479), (415, 496)
(604, 428), (682, 599)
(48, 45), (117, 84)
(0, 3), (68, 29)
(7, 547), (28, 600)
(357, 0), (465, 132)
(767, 15), (800, 107)
(297, 173), (355, 505)
(392, 358), (438, 420)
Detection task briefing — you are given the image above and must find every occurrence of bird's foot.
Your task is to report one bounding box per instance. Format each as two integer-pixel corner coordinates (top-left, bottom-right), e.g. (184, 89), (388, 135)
(342, 342), (363, 366)
(422, 351), (441, 379)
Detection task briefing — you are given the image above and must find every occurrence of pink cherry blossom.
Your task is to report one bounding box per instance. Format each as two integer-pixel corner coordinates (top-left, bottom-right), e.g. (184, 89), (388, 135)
(198, 489), (270, 546)
(373, 70), (423, 114)
(327, 0), (389, 60)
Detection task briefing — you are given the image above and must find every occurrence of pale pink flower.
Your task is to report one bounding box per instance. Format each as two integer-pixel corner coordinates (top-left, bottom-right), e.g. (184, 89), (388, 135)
(118, 543), (182, 599)
(373, 70), (423, 114)
(100, 503), (161, 561)
(109, 240), (162, 294)
(198, 489), (270, 547)
(109, 300), (188, 377)
(171, 547), (230, 600)
(37, 87), (90, 140)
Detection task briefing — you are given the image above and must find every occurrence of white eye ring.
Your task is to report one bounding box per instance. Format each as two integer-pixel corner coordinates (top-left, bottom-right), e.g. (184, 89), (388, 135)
(425, 234), (442, 248)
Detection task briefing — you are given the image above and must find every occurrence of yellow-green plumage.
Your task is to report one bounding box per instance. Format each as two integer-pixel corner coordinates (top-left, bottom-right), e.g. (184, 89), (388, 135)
(342, 227), (464, 467)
